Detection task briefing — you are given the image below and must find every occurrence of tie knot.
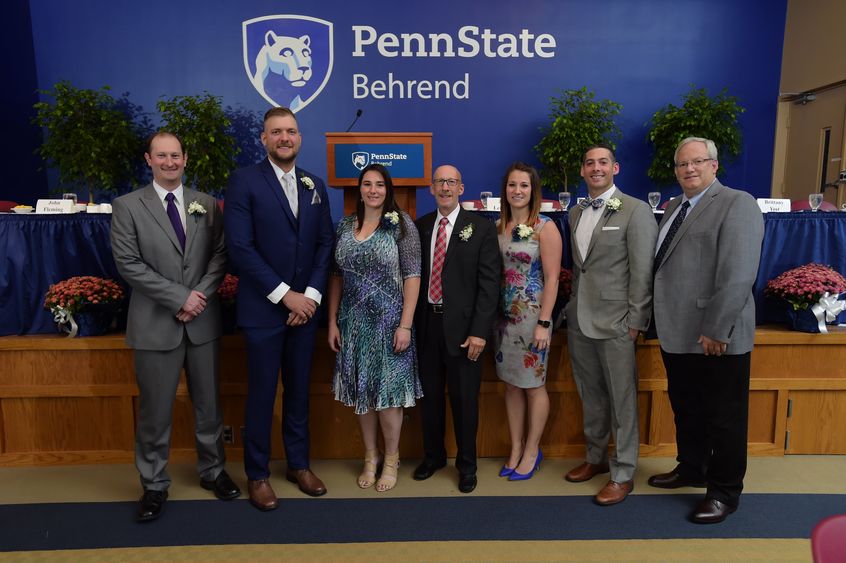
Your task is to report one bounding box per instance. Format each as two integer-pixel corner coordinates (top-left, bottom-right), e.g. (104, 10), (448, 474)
(165, 193), (175, 203)
(439, 217), (449, 226)
(681, 201), (690, 209)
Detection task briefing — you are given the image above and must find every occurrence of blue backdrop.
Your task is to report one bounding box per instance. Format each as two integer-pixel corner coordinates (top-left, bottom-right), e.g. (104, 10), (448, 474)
(22, 0), (787, 220)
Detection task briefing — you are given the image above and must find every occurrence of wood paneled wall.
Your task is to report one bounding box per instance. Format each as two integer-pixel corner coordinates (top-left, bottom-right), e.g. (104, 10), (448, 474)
(1, 326), (844, 466)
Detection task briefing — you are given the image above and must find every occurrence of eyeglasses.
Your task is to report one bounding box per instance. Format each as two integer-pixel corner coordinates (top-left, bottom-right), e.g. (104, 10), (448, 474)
(432, 178), (460, 187)
(674, 158), (714, 169)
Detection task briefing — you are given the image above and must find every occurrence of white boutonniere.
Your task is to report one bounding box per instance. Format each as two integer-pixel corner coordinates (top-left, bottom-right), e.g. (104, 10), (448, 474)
(513, 223), (534, 241)
(604, 197), (622, 215)
(187, 201), (207, 216)
(300, 176), (315, 190)
(383, 211), (400, 227)
(458, 224), (474, 241)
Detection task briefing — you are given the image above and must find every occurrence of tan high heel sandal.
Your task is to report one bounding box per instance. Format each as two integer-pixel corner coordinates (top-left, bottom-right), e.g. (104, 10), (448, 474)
(358, 449), (381, 489)
(376, 452), (400, 492)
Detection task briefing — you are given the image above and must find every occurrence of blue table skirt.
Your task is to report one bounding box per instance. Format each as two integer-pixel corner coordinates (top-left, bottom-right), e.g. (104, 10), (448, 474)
(2, 211), (845, 336)
(754, 211), (846, 325)
(0, 214), (120, 335)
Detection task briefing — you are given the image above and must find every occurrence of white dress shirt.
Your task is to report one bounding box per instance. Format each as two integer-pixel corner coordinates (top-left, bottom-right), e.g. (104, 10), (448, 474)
(575, 185), (616, 261)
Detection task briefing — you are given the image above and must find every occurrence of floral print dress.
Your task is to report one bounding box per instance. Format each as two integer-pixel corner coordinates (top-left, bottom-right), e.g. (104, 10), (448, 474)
(493, 216), (551, 388)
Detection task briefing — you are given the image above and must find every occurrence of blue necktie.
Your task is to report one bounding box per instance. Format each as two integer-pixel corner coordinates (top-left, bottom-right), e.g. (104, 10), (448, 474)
(165, 193), (186, 250)
(653, 201), (690, 273)
(579, 197), (605, 209)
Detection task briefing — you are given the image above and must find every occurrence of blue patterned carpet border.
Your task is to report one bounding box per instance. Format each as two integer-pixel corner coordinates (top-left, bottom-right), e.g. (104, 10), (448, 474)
(2, 494), (843, 552)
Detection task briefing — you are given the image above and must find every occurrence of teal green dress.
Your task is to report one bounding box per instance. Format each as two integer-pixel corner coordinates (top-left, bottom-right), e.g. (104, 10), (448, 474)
(331, 212), (423, 414)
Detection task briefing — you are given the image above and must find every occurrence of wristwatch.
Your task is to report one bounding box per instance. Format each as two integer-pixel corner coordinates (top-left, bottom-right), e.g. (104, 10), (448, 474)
(537, 319), (551, 328)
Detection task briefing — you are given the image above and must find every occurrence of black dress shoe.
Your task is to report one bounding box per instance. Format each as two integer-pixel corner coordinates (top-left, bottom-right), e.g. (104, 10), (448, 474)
(458, 474), (477, 494)
(413, 459), (446, 481)
(648, 468), (707, 489)
(691, 497), (736, 524)
(137, 489), (167, 522)
(201, 470), (241, 500)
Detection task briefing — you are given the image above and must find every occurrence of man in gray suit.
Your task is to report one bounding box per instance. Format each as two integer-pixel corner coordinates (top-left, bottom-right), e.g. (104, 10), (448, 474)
(648, 136), (764, 524)
(111, 131), (240, 522)
(564, 145), (657, 505)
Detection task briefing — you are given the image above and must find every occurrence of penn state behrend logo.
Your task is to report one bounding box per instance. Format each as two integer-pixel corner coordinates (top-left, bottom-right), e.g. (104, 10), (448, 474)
(242, 15), (333, 113)
(352, 152), (370, 171)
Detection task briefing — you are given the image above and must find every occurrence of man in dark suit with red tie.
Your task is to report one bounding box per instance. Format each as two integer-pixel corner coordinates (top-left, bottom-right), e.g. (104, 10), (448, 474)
(224, 107), (334, 511)
(111, 131), (240, 522)
(413, 164), (501, 493)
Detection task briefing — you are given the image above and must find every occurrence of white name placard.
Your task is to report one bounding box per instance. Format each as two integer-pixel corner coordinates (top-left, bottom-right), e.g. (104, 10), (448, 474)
(36, 199), (74, 214)
(486, 197), (501, 211)
(757, 198), (790, 213)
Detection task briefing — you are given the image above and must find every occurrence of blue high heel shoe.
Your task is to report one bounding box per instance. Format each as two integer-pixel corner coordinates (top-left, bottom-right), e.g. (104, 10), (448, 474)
(508, 449), (543, 481)
(498, 465), (516, 478)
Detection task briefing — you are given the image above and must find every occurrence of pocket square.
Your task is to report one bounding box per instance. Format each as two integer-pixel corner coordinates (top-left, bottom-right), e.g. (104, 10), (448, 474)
(601, 226), (620, 231)
(311, 191), (321, 205)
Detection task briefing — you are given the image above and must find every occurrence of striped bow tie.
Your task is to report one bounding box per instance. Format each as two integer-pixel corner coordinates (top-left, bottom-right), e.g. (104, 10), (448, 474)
(579, 197), (604, 209)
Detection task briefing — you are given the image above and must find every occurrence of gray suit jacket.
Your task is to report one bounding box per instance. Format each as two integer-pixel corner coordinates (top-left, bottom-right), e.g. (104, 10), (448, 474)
(653, 180), (764, 354)
(111, 184), (227, 351)
(565, 188), (657, 339)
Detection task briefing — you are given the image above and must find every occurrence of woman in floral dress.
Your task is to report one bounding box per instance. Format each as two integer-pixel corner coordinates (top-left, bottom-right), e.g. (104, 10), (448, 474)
(326, 164), (422, 492)
(493, 162), (562, 481)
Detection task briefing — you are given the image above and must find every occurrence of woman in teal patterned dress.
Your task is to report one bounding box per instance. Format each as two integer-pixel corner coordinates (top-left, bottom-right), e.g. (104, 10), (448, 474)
(493, 162), (562, 481)
(326, 164), (422, 492)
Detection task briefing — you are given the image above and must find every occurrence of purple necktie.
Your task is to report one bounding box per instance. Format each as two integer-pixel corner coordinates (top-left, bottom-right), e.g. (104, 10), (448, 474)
(164, 193), (186, 250)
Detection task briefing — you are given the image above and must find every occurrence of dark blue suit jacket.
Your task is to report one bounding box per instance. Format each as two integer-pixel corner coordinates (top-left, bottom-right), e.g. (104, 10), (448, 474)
(224, 159), (334, 327)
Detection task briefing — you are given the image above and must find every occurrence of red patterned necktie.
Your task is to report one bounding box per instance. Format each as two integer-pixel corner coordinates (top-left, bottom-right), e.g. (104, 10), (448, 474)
(429, 217), (449, 302)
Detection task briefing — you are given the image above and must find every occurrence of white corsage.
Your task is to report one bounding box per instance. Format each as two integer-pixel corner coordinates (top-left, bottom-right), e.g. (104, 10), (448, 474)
(187, 201), (207, 216)
(300, 176), (315, 190)
(514, 223), (534, 241)
(458, 224), (474, 241)
(383, 211), (400, 226)
(604, 197), (622, 215)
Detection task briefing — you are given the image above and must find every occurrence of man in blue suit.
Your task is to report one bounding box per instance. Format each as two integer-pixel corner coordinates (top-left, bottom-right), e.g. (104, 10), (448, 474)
(224, 107), (334, 511)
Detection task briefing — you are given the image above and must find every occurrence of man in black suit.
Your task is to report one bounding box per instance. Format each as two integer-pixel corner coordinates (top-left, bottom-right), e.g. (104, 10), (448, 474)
(413, 164), (501, 493)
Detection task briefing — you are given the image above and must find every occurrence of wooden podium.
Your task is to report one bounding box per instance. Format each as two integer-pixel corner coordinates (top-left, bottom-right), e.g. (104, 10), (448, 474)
(325, 132), (432, 218)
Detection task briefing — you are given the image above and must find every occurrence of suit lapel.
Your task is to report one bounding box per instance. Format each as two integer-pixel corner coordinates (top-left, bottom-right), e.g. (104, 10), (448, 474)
(139, 184), (183, 255)
(183, 188), (198, 255)
(444, 209), (468, 267)
(260, 159), (297, 230)
(582, 188), (619, 262)
(569, 206), (585, 266)
(658, 181), (723, 268)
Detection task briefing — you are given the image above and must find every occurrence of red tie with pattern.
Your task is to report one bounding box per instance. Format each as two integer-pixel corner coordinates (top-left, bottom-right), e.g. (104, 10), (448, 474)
(429, 217), (449, 303)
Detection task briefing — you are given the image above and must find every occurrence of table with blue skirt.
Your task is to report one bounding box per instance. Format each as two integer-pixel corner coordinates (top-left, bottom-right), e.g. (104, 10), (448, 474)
(0, 214), (119, 336)
(2, 210), (845, 336)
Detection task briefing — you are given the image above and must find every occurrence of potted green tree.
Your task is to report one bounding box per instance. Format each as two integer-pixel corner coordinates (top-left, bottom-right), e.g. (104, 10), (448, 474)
(33, 81), (144, 202)
(646, 86), (745, 187)
(156, 93), (240, 193)
(535, 87), (622, 193)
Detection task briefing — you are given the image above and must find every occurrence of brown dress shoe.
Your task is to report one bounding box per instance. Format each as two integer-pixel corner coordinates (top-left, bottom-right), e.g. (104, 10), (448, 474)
(691, 497), (736, 524)
(248, 479), (278, 511)
(648, 467), (707, 489)
(565, 461), (610, 483)
(286, 468), (327, 497)
(595, 480), (634, 506)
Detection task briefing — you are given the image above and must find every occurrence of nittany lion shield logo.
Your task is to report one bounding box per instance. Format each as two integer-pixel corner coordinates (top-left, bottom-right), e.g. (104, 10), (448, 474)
(243, 15), (333, 113)
(352, 152), (370, 171)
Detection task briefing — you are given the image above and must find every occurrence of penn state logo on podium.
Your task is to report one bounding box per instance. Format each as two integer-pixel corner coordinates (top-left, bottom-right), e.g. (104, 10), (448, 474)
(352, 152), (370, 171)
(242, 15), (333, 113)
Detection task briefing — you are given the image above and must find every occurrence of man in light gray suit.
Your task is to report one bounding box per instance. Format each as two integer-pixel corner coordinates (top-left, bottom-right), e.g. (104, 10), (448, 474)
(111, 131), (240, 522)
(648, 136), (764, 524)
(563, 145), (657, 505)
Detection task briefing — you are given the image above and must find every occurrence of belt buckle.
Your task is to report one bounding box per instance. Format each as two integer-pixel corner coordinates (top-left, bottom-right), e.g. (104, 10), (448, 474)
(431, 303), (444, 313)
